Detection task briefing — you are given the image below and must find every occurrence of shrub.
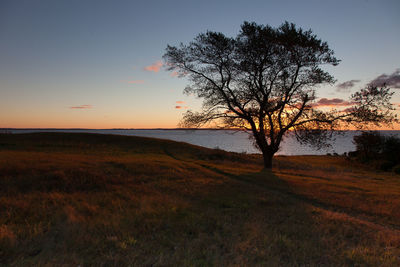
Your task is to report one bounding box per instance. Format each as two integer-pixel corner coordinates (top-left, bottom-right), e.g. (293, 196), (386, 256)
(347, 151), (359, 158)
(378, 160), (395, 172)
(352, 131), (400, 170)
(393, 165), (400, 175)
(382, 136), (400, 163)
(353, 131), (383, 160)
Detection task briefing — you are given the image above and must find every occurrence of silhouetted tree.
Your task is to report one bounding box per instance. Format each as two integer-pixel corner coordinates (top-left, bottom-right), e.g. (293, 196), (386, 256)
(353, 131), (383, 160)
(164, 22), (397, 168)
(382, 135), (400, 164)
(352, 131), (400, 171)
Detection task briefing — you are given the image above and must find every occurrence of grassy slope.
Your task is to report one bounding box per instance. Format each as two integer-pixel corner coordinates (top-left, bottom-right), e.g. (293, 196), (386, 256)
(0, 133), (399, 266)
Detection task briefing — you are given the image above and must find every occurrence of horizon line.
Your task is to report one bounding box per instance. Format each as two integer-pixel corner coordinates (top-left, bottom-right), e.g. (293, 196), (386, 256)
(0, 127), (242, 131)
(1, 128), (399, 131)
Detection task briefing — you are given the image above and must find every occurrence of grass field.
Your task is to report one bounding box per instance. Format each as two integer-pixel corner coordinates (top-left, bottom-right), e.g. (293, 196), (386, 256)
(0, 132), (399, 266)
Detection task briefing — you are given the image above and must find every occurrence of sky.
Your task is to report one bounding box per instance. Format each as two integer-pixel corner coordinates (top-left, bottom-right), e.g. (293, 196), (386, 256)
(1, 0), (399, 129)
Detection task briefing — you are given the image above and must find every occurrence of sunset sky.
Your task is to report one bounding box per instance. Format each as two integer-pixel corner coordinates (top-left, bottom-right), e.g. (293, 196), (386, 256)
(1, 0), (399, 129)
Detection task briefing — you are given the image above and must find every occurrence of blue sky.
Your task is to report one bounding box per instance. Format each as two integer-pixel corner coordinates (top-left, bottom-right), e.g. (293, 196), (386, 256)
(1, 0), (399, 128)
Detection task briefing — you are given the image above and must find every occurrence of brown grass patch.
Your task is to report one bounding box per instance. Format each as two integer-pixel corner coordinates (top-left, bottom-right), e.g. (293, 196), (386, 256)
(0, 133), (399, 265)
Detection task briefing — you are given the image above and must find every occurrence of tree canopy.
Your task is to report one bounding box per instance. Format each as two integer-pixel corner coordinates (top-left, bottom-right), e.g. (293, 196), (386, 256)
(163, 21), (397, 168)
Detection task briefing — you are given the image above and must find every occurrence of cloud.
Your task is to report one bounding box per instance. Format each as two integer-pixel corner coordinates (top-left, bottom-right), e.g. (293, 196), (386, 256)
(175, 106), (188, 109)
(369, 69), (400, 89)
(336, 80), (360, 92)
(176, 101), (185, 104)
(170, 71), (179, 77)
(127, 80), (144, 84)
(69, 104), (93, 109)
(342, 107), (356, 113)
(312, 98), (354, 108)
(144, 61), (163, 72)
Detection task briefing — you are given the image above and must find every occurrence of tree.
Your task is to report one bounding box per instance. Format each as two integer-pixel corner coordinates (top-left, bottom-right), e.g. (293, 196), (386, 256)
(352, 131), (400, 171)
(353, 131), (383, 160)
(163, 21), (397, 168)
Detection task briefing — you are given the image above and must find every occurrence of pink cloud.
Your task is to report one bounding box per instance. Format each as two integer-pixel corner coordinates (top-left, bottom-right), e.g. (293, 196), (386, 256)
(170, 70), (188, 77)
(127, 80), (144, 84)
(176, 101), (185, 104)
(170, 71), (179, 77)
(69, 104), (93, 109)
(342, 107), (356, 113)
(120, 80), (145, 84)
(144, 61), (163, 72)
(175, 106), (188, 109)
(312, 98), (354, 108)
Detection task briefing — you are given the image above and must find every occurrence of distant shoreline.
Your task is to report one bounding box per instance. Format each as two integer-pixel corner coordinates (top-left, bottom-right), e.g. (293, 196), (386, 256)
(1, 128), (399, 132)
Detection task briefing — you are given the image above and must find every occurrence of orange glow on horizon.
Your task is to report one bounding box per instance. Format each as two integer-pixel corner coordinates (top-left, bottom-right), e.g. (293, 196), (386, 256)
(2, 123), (400, 130)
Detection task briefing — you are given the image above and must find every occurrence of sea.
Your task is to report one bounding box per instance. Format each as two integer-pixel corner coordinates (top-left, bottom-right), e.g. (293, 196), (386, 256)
(4, 129), (400, 156)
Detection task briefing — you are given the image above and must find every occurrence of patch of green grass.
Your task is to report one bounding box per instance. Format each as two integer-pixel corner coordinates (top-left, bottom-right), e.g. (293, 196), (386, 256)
(0, 133), (399, 266)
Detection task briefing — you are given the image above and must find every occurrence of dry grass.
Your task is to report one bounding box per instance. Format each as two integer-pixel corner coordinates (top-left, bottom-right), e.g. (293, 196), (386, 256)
(0, 132), (399, 266)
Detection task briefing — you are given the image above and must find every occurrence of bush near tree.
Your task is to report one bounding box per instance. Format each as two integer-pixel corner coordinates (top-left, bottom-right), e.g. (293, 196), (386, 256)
(352, 131), (400, 173)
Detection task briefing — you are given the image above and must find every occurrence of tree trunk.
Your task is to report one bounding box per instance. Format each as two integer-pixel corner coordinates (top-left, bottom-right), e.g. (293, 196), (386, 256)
(262, 151), (274, 169)
(252, 130), (275, 169)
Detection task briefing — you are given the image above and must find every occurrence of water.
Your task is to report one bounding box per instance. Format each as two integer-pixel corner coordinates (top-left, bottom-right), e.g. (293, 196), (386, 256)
(5, 129), (400, 155)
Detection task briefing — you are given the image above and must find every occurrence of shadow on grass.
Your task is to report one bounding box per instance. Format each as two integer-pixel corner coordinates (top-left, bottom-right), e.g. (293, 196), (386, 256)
(189, 164), (335, 265)
(200, 164), (400, 266)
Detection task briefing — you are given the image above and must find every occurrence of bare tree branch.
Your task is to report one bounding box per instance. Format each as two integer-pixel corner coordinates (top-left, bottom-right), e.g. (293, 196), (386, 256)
(163, 21), (396, 168)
